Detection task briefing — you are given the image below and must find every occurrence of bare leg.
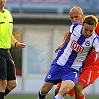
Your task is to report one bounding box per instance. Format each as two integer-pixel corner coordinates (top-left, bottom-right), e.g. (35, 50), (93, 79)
(0, 80), (7, 99)
(54, 86), (60, 96)
(5, 80), (18, 96)
(38, 82), (54, 99)
(53, 80), (75, 99)
(74, 82), (85, 99)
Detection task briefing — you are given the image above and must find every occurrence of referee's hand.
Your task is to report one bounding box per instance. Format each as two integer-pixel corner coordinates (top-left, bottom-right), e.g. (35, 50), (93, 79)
(15, 42), (26, 50)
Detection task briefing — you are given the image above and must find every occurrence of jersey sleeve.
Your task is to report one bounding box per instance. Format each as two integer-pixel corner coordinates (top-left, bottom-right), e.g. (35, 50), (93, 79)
(93, 37), (99, 52)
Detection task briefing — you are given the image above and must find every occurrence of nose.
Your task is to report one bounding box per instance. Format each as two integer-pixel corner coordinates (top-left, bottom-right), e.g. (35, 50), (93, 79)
(72, 18), (77, 23)
(72, 18), (76, 23)
(85, 31), (91, 36)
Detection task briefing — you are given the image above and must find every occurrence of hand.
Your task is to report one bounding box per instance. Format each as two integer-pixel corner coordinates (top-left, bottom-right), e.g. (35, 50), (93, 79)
(15, 42), (26, 50)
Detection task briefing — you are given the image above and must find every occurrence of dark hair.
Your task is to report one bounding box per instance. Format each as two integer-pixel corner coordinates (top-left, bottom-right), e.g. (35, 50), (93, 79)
(83, 15), (98, 26)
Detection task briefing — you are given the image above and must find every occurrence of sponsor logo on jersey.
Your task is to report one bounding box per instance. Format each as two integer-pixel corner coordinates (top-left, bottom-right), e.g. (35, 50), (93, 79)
(71, 40), (84, 54)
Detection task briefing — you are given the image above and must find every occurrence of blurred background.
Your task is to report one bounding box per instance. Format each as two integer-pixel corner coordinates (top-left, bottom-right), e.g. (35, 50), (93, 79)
(6, 0), (99, 98)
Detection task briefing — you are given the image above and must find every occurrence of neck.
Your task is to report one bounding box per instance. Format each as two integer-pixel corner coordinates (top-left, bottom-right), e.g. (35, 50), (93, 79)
(0, 7), (4, 12)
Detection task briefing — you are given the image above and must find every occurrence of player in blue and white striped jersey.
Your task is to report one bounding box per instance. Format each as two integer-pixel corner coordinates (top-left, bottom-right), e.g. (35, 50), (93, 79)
(38, 15), (99, 99)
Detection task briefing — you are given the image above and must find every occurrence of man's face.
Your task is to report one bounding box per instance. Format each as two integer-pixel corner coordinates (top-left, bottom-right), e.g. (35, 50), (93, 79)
(70, 12), (84, 24)
(82, 23), (96, 38)
(0, 0), (6, 8)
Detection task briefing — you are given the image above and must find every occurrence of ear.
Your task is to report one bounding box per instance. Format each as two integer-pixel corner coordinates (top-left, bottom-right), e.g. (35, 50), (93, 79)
(82, 23), (84, 26)
(82, 14), (85, 19)
(82, 14), (84, 17)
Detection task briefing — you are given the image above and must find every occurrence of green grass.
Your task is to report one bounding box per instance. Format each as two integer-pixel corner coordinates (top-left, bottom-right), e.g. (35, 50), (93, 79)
(5, 94), (99, 99)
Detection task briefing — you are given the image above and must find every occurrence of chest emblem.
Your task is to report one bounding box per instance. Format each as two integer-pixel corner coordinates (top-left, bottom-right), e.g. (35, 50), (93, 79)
(85, 41), (90, 46)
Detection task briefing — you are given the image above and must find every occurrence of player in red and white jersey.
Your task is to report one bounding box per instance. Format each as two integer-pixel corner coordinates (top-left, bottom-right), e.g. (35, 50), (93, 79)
(54, 6), (99, 99)
(38, 15), (99, 99)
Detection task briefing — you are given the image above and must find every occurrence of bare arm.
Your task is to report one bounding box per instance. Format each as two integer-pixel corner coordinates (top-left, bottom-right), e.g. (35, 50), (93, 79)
(11, 34), (26, 49)
(55, 31), (71, 53)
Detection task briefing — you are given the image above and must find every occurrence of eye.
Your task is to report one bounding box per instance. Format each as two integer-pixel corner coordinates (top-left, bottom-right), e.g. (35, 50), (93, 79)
(75, 16), (79, 18)
(90, 30), (93, 33)
(85, 29), (88, 31)
(70, 17), (73, 19)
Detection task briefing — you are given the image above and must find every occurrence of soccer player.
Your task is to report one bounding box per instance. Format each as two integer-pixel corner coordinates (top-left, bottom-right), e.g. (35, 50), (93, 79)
(74, 23), (99, 99)
(54, 6), (99, 99)
(38, 15), (99, 99)
(54, 6), (84, 97)
(0, 0), (26, 99)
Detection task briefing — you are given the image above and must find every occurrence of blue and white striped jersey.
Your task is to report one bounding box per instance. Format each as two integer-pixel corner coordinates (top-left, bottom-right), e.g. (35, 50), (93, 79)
(52, 22), (99, 71)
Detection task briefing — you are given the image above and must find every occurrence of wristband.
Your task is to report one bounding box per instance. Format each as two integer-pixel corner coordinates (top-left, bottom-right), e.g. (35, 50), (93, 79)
(15, 42), (18, 47)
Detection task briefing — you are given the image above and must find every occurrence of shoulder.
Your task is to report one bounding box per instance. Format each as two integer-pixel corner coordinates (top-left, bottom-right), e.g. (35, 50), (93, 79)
(4, 9), (12, 16)
(70, 22), (82, 34)
(91, 31), (99, 44)
(4, 9), (11, 13)
(4, 9), (13, 20)
(71, 22), (82, 30)
(72, 22), (81, 26)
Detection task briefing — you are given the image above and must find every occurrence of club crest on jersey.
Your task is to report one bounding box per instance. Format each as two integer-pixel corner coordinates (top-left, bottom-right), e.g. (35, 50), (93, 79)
(71, 40), (84, 54)
(85, 41), (90, 46)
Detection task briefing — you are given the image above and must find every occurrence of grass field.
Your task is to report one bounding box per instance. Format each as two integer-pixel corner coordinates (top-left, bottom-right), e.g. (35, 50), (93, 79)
(5, 94), (99, 99)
